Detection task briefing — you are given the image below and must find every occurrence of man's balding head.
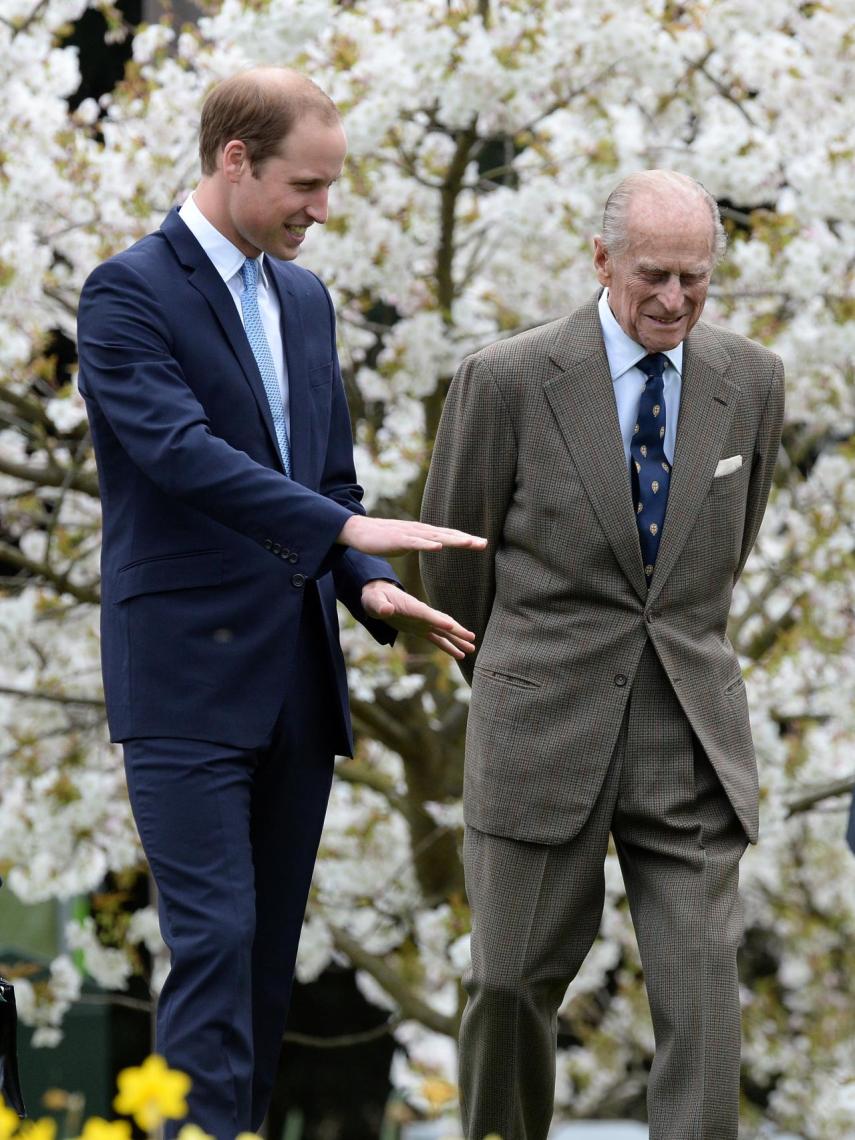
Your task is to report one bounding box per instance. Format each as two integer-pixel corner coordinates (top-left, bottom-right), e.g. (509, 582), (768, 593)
(593, 170), (724, 352)
(600, 170), (726, 265)
(199, 68), (341, 176)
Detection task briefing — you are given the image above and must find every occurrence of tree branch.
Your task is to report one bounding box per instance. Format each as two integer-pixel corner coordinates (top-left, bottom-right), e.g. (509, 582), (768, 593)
(786, 776), (854, 817)
(351, 694), (415, 759)
(690, 55), (758, 127)
(0, 539), (100, 605)
(335, 757), (410, 817)
(331, 926), (458, 1037)
(282, 1018), (398, 1049)
(435, 121), (479, 324)
(0, 455), (99, 498)
(1, 0), (50, 36)
(0, 386), (53, 430)
(0, 685), (104, 708)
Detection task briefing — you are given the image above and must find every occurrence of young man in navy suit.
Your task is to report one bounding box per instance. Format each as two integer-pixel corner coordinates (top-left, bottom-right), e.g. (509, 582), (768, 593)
(77, 68), (484, 1139)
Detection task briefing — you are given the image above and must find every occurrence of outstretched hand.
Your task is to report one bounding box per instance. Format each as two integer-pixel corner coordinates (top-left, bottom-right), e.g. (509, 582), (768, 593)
(338, 514), (487, 557)
(361, 580), (478, 660)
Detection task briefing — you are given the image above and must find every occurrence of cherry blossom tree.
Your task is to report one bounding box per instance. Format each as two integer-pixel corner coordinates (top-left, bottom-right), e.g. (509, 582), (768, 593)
(1, 1), (853, 1134)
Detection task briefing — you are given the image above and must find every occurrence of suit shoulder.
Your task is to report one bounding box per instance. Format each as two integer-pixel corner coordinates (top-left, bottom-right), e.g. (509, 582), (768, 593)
(693, 319), (784, 407)
(462, 316), (574, 380)
(696, 319), (782, 371)
(82, 230), (170, 291)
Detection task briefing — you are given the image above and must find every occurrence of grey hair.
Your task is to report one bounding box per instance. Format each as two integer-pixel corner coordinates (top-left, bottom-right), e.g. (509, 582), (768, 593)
(600, 170), (728, 264)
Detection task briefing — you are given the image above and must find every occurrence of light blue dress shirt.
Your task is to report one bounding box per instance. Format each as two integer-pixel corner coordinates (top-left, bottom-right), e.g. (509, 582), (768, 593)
(597, 288), (682, 466)
(178, 193), (290, 433)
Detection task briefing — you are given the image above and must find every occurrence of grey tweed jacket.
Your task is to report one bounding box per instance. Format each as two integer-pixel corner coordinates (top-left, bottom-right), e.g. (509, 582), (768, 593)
(421, 296), (785, 845)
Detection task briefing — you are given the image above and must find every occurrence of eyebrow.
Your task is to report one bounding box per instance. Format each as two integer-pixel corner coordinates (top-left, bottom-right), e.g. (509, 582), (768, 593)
(292, 174), (341, 186)
(637, 261), (711, 276)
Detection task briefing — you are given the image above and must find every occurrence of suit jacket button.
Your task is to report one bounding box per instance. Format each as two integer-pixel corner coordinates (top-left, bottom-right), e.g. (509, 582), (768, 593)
(264, 539), (273, 550)
(272, 543), (282, 555)
(288, 553), (298, 564)
(291, 573), (306, 588)
(614, 674), (628, 687)
(280, 550), (289, 560)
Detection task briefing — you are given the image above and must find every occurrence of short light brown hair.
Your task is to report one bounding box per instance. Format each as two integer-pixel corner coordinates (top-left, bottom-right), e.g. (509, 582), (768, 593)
(198, 68), (341, 176)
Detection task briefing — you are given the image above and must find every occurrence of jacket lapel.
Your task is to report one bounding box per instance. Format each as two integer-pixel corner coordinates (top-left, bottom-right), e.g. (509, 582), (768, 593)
(160, 209), (285, 471)
(544, 300), (648, 602)
(646, 323), (738, 604)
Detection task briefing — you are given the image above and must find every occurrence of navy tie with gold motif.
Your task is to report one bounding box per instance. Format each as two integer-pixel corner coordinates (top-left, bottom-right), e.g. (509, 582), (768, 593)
(631, 353), (671, 582)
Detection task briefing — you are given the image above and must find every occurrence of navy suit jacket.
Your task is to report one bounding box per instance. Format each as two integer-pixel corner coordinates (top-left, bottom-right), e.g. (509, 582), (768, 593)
(77, 208), (396, 751)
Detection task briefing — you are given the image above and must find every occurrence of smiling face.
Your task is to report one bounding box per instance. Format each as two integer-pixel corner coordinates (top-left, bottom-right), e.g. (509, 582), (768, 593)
(593, 189), (715, 352)
(219, 112), (347, 261)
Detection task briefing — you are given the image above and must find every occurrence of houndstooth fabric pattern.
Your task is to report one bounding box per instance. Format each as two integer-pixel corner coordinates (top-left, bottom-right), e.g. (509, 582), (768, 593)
(459, 642), (747, 1140)
(240, 258), (292, 476)
(421, 295), (785, 846)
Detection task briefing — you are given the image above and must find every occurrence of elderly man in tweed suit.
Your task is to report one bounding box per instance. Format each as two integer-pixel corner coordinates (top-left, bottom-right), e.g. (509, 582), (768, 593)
(420, 170), (785, 1140)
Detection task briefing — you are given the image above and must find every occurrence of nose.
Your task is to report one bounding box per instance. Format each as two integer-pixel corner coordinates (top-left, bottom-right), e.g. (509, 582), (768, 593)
(659, 275), (684, 313)
(306, 187), (329, 224)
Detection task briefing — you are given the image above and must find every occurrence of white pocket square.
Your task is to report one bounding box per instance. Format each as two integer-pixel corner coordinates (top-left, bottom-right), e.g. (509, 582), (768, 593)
(714, 455), (743, 478)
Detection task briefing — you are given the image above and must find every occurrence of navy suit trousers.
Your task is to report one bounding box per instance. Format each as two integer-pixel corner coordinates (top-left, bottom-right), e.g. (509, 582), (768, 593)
(123, 610), (337, 1139)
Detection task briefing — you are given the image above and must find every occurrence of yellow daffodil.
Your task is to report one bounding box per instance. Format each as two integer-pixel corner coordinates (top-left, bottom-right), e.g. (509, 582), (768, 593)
(235, 1133), (264, 1140)
(176, 1126), (214, 1140)
(113, 1055), (191, 1132)
(0, 1101), (19, 1140)
(16, 1121), (57, 1140)
(76, 1119), (133, 1140)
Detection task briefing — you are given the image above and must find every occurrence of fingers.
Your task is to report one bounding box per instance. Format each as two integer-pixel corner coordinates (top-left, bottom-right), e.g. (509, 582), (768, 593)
(418, 524), (488, 551)
(426, 630), (476, 659)
(373, 587), (472, 633)
(392, 532), (445, 553)
(339, 515), (487, 556)
(393, 615), (476, 644)
(381, 612), (477, 653)
(385, 523), (485, 554)
(360, 581), (477, 655)
(402, 599), (456, 631)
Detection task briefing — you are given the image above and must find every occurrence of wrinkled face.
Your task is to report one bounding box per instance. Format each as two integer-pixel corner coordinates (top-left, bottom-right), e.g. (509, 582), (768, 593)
(593, 192), (715, 352)
(222, 113), (347, 261)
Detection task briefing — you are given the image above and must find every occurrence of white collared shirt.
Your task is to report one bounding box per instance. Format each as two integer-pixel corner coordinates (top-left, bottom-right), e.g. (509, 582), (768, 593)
(598, 288), (682, 466)
(178, 193), (290, 432)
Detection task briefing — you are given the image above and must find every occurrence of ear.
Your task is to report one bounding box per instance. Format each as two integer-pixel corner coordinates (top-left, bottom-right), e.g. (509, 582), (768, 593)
(221, 139), (249, 183)
(592, 235), (611, 287)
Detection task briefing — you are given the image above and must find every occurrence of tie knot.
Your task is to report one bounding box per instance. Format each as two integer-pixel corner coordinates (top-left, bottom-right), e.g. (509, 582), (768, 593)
(240, 257), (260, 293)
(637, 353), (668, 382)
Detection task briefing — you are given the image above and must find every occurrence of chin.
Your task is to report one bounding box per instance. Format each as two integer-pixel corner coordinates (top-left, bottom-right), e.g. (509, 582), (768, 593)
(642, 320), (685, 346)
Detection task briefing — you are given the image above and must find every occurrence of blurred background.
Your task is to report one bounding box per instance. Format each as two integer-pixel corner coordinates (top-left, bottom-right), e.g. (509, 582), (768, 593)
(0, 1), (852, 1137)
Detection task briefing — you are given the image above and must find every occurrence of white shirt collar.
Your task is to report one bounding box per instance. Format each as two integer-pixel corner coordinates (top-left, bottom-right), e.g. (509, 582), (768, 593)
(598, 288), (683, 380)
(178, 192), (270, 288)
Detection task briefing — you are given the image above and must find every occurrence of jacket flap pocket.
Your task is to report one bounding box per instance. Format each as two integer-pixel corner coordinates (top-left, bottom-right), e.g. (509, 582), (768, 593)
(114, 550), (223, 602)
(473, 665), (542, 690)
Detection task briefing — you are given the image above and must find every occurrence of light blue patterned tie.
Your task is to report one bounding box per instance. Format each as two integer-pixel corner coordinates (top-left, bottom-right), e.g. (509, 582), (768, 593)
(240, 257), (292, 476)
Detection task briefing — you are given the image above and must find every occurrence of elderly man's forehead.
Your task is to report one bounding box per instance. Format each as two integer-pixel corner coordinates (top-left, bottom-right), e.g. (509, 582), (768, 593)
(624, 192), (714, 246)
(627, 185), (709, 222)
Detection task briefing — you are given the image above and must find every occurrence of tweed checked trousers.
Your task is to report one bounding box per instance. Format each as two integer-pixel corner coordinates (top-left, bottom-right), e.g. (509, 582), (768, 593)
(459, 640), (748, 1140)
